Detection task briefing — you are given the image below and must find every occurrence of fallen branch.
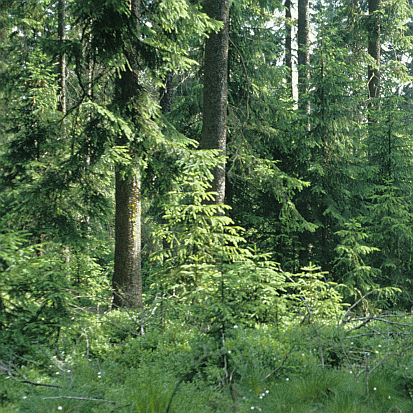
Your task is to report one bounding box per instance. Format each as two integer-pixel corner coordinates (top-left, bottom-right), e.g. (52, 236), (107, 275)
(42, 396), (117, 404)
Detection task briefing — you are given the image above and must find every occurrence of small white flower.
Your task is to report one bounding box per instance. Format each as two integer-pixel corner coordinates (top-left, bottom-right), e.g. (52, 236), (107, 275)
(67, 370), (71, 373)
(22, 396), (27, 400)
(58, 407), (63, 411)
(286, 378), (289, 381)
(56, 372), (60, 375)
(373, 387), (377, 391)
(302, 353), (305, 356)
(265, 390), (269, 394)
(228, 350), (231, 354)
(234, 325), (238, 329)
(388, 396), (391, 399)
(251, 407), (255, 410)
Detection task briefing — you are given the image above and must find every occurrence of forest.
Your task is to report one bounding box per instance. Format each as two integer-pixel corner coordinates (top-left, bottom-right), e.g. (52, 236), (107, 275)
(2, 0), (413, 411)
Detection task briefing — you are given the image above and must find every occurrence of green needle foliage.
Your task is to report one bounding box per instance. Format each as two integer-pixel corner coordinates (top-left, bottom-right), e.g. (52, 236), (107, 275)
(3, 0), (413, 411)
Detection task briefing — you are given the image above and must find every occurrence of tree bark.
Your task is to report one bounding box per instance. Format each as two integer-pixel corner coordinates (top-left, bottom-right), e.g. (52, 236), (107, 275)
(113, 169), (142, 308)
(112, 0), (142, 309)
(367, 0), (382, 177)
(368, 0), (380, 102)
(297, 0), (310, 112)
(57, 0), (66, 114)
(199, 0), (230, 205)
(285, 0), (293, 95)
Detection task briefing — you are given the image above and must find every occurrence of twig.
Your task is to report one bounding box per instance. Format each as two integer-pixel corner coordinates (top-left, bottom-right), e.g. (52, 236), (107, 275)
(341, 290), (379, 324)
(306, 406), (322, 413)
(109, 403), (133, 412)
(165, 348), (226, 413)
(0, 360), (61, 388)
(263, 351), (291, 380)
(42, 396), (117, 404)
(17, 379), (61, 388)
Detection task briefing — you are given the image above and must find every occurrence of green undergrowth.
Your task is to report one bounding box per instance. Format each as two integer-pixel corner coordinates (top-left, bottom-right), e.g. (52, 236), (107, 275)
(2, 312), (413, 412)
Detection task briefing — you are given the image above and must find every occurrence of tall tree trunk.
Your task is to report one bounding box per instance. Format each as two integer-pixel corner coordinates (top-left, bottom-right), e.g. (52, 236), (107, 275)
(368, 0), (380, 102)
(113, 169), (142, 308)
(297, 0), (310, 112)
(367, 0), (382, 177)
(285, 0), (293, 96)
(112, 0), (142, 309)
(57, 0), (66, 114)
(199, 0), (230, 205)
(58, 0), (70, 264)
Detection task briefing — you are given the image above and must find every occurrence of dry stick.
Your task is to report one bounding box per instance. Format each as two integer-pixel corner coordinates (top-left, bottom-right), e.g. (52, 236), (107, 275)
(0, 360), (62, 389)
(339, 291), (413, 388)
(306, 406), (322, 413)
(109, 403), (133, 413)
(341, 290), (379, 324)
(15, 379), (61, 388)
(42, 396), (117, 404)
(165, 348), (226, 413)
(337, 290), (382, 379)
(263, 351), (291, 381)
(301, 298), (325, 368)
(346, 315), (413, 334)
(284, 272), (325, 368)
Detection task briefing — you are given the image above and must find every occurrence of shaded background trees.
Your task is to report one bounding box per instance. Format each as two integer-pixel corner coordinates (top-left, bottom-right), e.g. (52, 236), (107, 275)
(1, 0), (413, 318)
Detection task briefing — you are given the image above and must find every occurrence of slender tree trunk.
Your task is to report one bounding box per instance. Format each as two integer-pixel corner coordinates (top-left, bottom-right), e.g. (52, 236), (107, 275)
(58, 0), (71, 266)
(297, 0), (310, 112)
(368, 0), (380, 102)
(57, 0), (66, 114)
(112, 0), (142, 309)
(285, 0), (293, 95)
(160, 72), (174, 114)
(367, 0), (382, 177)
(199, 0), (230, 205)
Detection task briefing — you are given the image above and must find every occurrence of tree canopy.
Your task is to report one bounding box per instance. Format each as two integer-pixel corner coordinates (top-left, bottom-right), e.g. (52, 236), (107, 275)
(2, 0), (413, 410)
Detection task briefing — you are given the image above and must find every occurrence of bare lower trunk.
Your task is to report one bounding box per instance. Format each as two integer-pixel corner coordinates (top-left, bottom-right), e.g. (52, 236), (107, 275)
(199, 0), (230, 205)
(112, 0), (143, 308)
(113, 170), (142, 308)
